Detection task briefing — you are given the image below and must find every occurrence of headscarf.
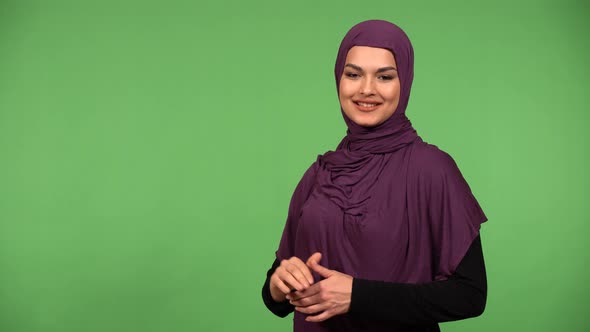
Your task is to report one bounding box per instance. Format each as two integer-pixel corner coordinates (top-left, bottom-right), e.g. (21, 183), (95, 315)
(318, 19), (419, 217)
(276, 20), (487, 332)
(334, 19), (417, 151)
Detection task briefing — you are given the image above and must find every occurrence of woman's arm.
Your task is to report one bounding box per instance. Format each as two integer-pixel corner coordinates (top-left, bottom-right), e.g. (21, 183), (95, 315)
(349, 235), (487, 324)
(261, 236), (486, 323)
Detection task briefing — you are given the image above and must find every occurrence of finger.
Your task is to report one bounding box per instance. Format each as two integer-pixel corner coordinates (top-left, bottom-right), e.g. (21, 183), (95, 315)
(305, 310), (334, 323)
(282, 259), (311, 288)
(285, 260), (312, 287)
(309, 259), (333, 278)
(306, 252), (322, 267)
(288, 283), (320, 301)
(279, 272), (306, 291)
(295, 302), (329, 315)
(279, 261), (307, 290)
(270, 274), (292, 295)
(289, 293), (322, 307)
(290, 258), (315, 285)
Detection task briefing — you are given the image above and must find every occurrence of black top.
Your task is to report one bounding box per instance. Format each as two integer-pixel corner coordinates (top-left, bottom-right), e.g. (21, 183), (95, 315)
(262, 236), (486, 328)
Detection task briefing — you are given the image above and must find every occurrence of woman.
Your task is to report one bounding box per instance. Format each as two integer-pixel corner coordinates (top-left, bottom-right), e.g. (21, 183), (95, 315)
(261, 20), (488, 332)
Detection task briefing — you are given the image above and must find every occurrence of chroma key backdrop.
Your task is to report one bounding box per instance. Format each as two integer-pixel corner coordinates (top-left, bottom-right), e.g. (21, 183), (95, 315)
(0, 0), (588, 331)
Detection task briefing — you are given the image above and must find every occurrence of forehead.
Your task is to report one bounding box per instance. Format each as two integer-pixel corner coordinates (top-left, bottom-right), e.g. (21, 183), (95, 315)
(345, 46), (397, 67)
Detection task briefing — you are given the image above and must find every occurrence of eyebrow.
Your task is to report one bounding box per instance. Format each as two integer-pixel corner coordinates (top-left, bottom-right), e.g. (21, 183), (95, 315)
(345, 63), (397, 73)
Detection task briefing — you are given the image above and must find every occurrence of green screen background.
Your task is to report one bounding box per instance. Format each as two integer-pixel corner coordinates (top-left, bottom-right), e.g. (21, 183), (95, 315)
(1, 0), (588, 331)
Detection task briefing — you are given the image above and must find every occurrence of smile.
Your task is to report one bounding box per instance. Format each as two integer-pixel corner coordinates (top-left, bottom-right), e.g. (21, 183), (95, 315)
(357, 102), (378, 107)
(354, 101), (382, 112)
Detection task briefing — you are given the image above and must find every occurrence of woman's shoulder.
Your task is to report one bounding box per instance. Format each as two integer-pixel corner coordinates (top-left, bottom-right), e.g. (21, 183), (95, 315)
(408, 140), (461, 178)
(407, 141), (483, 211)
(291, 158), (321, 193)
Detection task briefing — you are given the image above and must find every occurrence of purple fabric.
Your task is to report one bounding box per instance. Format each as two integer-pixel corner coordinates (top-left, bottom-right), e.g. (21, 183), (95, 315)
(276, 20), (487, 331)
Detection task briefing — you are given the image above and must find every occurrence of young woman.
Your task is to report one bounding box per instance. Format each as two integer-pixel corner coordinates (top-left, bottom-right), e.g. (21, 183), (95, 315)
(262, 20), (488, 332)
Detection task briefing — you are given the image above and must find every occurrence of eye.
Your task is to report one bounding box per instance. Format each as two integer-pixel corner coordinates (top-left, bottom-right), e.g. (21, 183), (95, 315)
(378, 75), (396, 81)
(344, 71), (361, 79)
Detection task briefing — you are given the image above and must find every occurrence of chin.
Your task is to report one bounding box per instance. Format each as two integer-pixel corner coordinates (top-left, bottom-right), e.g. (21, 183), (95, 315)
(349, 116), (382, 128)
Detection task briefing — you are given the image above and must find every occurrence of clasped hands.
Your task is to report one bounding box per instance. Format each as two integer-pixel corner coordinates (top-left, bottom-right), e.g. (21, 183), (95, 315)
(269, 252), (353, 322)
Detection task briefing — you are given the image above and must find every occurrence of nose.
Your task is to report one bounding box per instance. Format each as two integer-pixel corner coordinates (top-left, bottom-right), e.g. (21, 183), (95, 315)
(360, 77), (375, 95)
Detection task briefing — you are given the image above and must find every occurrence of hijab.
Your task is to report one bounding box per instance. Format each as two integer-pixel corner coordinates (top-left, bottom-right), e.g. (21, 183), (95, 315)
(276, 20), (487, 332)
(318, 19), (418, 217)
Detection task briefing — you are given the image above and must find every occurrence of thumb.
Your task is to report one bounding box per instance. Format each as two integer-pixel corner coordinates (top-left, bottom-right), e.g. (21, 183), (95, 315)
(308, 257), (333, 278)
(306, 252), (322, 266)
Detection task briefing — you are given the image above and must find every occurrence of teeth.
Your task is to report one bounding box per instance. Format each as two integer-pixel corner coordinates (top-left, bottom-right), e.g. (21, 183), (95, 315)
(358, 102), (377, 107)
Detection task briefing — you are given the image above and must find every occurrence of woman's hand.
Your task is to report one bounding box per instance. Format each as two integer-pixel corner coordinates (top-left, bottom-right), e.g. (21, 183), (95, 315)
(269, 256), (315, 302)
(287, 253), (353, 322)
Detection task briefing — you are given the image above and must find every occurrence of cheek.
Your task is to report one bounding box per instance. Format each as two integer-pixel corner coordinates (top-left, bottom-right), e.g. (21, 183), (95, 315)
(338, 80), (357, 99)
(384, 83), (401, 102)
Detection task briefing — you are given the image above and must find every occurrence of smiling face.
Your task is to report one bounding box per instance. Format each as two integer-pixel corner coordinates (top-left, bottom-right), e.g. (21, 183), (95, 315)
(338, 46), (401, 128)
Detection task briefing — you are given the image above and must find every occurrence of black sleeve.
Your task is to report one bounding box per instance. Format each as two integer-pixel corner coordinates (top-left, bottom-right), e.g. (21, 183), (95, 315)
(349, 235), (487, 324)
(261, 258), (295, 317)
(261, 236), (486, 322)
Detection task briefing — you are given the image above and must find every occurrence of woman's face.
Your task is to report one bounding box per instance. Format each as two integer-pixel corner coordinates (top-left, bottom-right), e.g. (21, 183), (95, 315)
(338, 46), (401, 128)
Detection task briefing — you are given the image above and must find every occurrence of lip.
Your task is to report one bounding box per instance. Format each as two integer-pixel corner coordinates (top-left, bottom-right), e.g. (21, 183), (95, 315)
(353, 100), (382, 112)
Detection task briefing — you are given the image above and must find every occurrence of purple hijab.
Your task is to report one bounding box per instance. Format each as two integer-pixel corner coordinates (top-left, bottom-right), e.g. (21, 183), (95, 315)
(276, 20), (487, 331)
